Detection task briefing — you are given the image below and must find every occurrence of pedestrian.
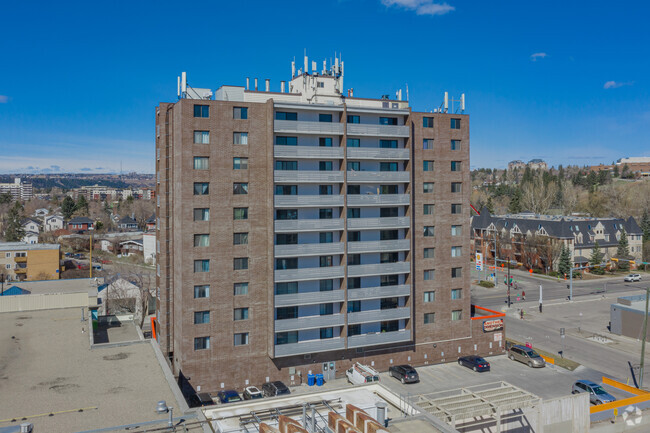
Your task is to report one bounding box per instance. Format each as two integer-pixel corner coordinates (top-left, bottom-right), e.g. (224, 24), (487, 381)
(522, 290), (526, 301)
(520, 309), (524, 320)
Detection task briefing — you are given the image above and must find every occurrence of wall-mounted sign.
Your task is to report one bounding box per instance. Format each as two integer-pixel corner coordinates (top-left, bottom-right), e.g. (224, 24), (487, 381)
(483, 319), (504, 332)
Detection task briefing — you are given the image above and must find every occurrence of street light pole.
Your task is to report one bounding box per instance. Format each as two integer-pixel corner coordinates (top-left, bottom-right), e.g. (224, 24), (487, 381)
(640, 286), (649, 389)
(507, 259), (511, 308)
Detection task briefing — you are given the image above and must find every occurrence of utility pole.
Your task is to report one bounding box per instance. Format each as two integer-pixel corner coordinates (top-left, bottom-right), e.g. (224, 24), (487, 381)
(89, 233), (93, 279)
(640, 286), (649, 388)
(539, 284), (543, 313)
(507, 259), (512, 308)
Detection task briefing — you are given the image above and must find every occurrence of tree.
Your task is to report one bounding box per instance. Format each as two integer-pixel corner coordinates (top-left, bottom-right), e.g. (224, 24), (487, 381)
(108, 264), (156, 328)
(4, 202), (25, 242)
(486, 197), (495, 214)
(508, 188), (523, 214)
(0, 192), (12, 205)
(61, 196), (76, 219)
(590, 241), (605, 275)
(521, 175), (558, 214)
(641, 209), (650, 243)
(537, 237), (562, 272)
(612, 165), (619, 178)
(558, 244), (572, 277)
(616, 229), (631, 271)
(75, 195), (89, 216)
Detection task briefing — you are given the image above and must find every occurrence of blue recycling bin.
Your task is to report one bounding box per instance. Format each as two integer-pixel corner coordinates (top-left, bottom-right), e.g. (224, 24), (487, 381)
(316, 374), (324, 386)
(307, 374), (315, 386)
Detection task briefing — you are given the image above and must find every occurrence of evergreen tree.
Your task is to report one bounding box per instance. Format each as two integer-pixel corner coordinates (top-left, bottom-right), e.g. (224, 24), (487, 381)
(508, 188), (523, 214)
(0, 192), (12, 204)
(4, 202), (25, 242)
(641, 209), (650, 243)
(75, 195), (89, 215)
(61, 196), (76, 219)
(590, 241), (605, 275)
(486, 197), (495, 214)
(616, 228), (631, 271)
(612, 165), (619, 178)
(558, 244), (572, 277)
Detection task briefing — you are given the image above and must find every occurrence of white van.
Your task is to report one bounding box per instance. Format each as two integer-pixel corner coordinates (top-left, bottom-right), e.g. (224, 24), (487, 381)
(346, 362), (380, 385)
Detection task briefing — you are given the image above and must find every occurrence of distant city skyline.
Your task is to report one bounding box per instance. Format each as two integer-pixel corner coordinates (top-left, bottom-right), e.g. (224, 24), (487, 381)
(1, 0), (648, 173)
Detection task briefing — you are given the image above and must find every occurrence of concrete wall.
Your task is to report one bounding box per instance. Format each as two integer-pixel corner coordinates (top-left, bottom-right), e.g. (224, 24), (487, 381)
(0, 292), (92, 313)
(540, 393), (589, 433)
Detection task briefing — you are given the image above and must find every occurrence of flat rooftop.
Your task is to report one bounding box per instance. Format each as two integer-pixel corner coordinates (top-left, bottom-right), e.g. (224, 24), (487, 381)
(0, 242), (59, 251)
(1, 278), (101, 295)
(0, 308), (181, 432)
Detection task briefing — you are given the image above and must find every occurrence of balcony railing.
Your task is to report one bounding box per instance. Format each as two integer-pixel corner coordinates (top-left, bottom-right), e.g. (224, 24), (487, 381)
(275, 120), (344, 135)
(275, 218), (345, 233)
(275, 313), (345, 332)
(346, 171), (410, 184)
(274, 337), (345, 358)
(275, 265), (345, 282)
(15, 267), (27, 274)
(275, 171), (344, 184)
(347, 262), (410, 278)
(275, 195), (344, 208)
(347, 307), (411, 325)
(14, 256), (27, 263)
(348, 284), (411, 301)
(347, 239), (410, 254)
(347, 330), (411, 349)
(275, 242), (344, 258)
(347, 124), (410, 137)
(275, 289), (346, 307)
(346, 148), (410, 160)
(347, 217), (410, 231)
(347, 194), (410, 207)
(275, 146), (344, 159)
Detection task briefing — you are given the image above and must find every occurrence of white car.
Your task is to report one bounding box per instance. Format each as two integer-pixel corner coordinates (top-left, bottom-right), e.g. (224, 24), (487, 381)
(624, 274), (641, 282)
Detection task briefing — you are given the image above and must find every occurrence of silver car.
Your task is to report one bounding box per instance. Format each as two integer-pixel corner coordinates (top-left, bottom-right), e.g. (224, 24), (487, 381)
(508, 345), (546, 368)
(624, 274), (641, 282)
(572, 380), (616, 405)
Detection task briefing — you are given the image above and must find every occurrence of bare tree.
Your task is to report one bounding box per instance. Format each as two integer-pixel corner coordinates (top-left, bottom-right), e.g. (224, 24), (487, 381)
(560, 182), (579, 215)
(131, 200), (155, 231)
(107, 263), (156, 328)
(521, 176), (558, 214)
(536, 236), (562, 272)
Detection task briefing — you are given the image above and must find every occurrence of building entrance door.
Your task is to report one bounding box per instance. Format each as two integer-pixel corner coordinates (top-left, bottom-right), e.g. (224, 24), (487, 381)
(322, 361), (335, 381)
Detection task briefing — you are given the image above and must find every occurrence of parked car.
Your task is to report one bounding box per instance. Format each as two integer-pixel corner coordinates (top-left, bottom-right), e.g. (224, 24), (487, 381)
(624, 274), (642, 282)
(243, 386), (264, 400)
(458, 356), (491, 372)
(508, 345), (546, 368)
(216, 390), (242, 404)
(572, 380), (616, 405)
(189, 392), (214, 407)
(261, 381), (290, 397)
(388, 365), (419, 384)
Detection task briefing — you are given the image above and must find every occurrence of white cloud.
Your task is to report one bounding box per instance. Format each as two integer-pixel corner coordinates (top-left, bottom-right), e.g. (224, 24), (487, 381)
(604, 81), (633, 89)
(381, 0), (454, 16)
(0, 95), (8, 103)
(530, 52), (548, 61)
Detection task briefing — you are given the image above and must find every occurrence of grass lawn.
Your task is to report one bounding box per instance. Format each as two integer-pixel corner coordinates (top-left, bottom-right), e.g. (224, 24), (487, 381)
(506, 338), (581, 371)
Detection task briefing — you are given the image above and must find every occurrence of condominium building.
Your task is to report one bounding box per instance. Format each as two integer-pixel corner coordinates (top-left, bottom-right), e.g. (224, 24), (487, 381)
(0, 242), (61, 282)
(155, 57), (501, 393)
(0, 178), (33, 201)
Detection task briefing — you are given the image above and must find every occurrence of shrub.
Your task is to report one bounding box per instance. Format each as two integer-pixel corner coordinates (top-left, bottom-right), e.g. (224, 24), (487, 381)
(478, 280), (495, 288)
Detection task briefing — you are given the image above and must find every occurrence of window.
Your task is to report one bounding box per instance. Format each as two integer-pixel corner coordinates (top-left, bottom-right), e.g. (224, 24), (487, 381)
(348, 231), (360, 242)
(320, 327), (334, 339)
(423, 117), (434, 128)
(348, 301), (361, 313)
(233, 232), (248, 245)
(193, 105), (209, 118)
(233, 132), (248, 145)
(379, 117), (397, 125)
(424, 248), (434, 259)
(424, 269), (434, 280)
(234, 333), (249, 346)
(234, 207), (248, 220)
(319, 161), (333, 171)
(451, 161), (462, 171)
(451, 267), (462, 278)
(276, 233), (298, 245)
(381, 274), (399, 286)
(348, 324), (361, 336)
(319, 185), (332, 195)
(233, 157), (248, 170)
(347, 161), (360, 171)
(194, 285), (210, 298)
(194, 260), (209, 273)
(380, 139), (397, 148)
(423, 139), (433, 150)
(451, 289), (462, 300)
(193, 130), (209, 144)
(277, 306), (299, 320)
(348, 254), (360, 265)
(194, 311), (210, 324)
(380, 297), (399, 310)
(423, 161), (434, 172)
(381, 321), (399, 332)
(450, 118), (461, 129)
(347, 184), (360, 194)
(379, 162), (398, 172)
(348, 277), (361, 289)
(194, 234), (209, 247)
(233, 107), (248, 119)
(380, 185), (398, 194)
(194, 336), (210, 350)
(276, 258), (298, 270)
(451, 182), (462, 193)
(194, 182), (209, 195)
(320, 256), (333, 267)
(424, 226), (435, 237)
(424, 313), (435, 324)
(276, 112), (297, 121)
(276, 136), (297, 146)
(275, 185), (297, 195)
(275, 160), (297, 170)
(234, 258), (249, 270)
(452, 310), (462, 321)
(233, 183), (248, 194)
(423, 182), (434, 193)
(234, 308), (249, 321)
(451, 140), (461, 150)
(320, 279), (334, 291)
(276, 331), (298, 345)
(319, 113), (333, 122)
(451, 246), (462, 257)
(320, 303), (333, 315)
(451, 225), (462, 236)
(319, 208), (333, 219)
(380, 252), (398, 263)
(193, 157), (209, 170)
(319, 137), (333, 147)
(319, 232), (333, 243)
(380, 230), (398, 240)
(347, 115), (360, 124)
(347, 138), (360, 147)
(234, 282), (249, 296)
(276, 209), (297, 220)
(275, 282), (298, 295)
(347, 208), (360, 218)
(424, 291), (435, 302)
(451, 204), (462, 214)
(194, 208), (209, 221)
(423, 204), (434, 215)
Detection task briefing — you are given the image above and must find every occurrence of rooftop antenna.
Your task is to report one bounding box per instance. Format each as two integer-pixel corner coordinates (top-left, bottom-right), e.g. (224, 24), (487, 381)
(181, 72), (187, 98)
(461, 93), (466, 112)
(304, 49), (308, 76)
(444, 92), (448, 113)
(291, 59), (296, 78)
(406, 83), (409, 102)
(177, 76), (180, 99)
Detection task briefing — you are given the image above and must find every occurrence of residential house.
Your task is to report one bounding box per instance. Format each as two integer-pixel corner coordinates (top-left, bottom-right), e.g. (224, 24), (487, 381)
(118, 216), (139, 231)
(67, 217), (95, 232)
(143, 233), (155, 265)
(33, 208), (49, 218)
(118, 239), (143, 256)
(22, 232), (39, 244)
(44, 214), (65, 232)
(21, 218), (40, 235)
(145, 214), (156, 232)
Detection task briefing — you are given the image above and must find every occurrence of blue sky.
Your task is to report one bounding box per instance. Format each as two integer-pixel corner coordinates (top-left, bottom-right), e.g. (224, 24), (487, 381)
(0, 0), (648, 173)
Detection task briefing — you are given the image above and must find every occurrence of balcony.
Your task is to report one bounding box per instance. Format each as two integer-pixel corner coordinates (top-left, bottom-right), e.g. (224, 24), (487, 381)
(347, 239), (411, 254)
(348, 284), (411, 301)
(347, 194), (410, 207)
(275, 120), (344, 135)
(274, 337), (345, 358)
(347, 124), (410, 137)
(347, 330), (411, 349)
(346, 171), (410, 184)
(275, 146), (344, 160)
(275, 265), (345, 282)
(275, 242), (344, 258)
(275, 289), (346, 307)
(14, 256), (27, 263)
(274, 171), (344, 184)
(347, 307), (411, 325)
(14, 267), (27, 274)
(346, 147), (410, 160)
(275, 218), (345, 233)
(347, 217), (410, 231)
(347, 262), (410, 278)
(275, 313), (345, 332)
(275, 195), (344, 208)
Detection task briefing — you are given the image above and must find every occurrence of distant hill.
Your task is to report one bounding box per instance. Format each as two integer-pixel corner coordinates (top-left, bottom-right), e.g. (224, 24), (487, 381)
(0, 173), (154, 191)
